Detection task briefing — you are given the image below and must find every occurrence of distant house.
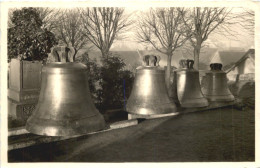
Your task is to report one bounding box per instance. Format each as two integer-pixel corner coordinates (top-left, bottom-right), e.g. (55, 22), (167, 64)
(210, 50), (246, 70)
(198, 48), (219, 70)
(137, 47), (218, 70)
(225, 49), (255, 74)
(225, 49), (255, 81)
(86, 48), (231, 71)
(84, 48), (252, 74)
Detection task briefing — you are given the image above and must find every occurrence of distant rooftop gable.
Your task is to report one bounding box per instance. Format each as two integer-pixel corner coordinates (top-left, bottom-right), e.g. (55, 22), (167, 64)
(138, 47), (218, 69)
(211, 51), (246, 68)
(87, 47), (220, 70)
(86, 48), (248, 71)
(225, 49), (255, 73)
(198, 48), (219, 70)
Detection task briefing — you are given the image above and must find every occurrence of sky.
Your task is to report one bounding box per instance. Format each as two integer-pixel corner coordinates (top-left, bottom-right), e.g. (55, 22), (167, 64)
(4, 6), (255, 52)
(110, 7), (255, 51)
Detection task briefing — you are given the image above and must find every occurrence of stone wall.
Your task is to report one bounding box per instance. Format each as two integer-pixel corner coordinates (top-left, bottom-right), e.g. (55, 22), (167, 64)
(227, 73), (255, 109)
(227, 73), (255, 82)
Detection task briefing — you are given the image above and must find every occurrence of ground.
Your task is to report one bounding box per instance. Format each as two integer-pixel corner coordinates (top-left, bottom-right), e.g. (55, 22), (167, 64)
(8, 79), (255, 162)
(8, 106), (254, 162)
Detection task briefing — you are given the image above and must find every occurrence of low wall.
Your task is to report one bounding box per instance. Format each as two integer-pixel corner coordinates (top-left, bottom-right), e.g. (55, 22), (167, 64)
(199, 72), (255, 84)
(227, 73), (255, 82)
(227, 74), (255, 109)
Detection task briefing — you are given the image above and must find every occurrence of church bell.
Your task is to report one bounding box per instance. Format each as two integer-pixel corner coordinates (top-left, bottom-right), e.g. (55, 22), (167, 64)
(164, 66), (179, 104)
(176, 59), (209, 108)
(26, 45), (105, 136)
(126, 55), (178, 115)
(201, 63), (235, 102)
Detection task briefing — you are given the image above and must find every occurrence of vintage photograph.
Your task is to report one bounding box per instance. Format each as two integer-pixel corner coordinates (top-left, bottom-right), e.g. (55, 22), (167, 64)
(1, 2), (257, 164)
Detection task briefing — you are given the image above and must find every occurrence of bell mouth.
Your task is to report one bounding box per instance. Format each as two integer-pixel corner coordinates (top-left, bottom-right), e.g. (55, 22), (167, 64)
(26, 113), (106, 136)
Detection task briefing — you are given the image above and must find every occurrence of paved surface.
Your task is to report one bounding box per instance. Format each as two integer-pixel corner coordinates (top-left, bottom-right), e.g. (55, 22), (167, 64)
(8, 106), (254, 162)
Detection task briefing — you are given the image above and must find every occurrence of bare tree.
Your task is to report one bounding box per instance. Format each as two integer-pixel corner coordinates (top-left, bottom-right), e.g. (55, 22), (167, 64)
(179, 7), (231, 69)
(35, 7), (60, 32)
(79, 7), (131, 59)
(136, 7), (190, 92)
(54, 9), (91, 61)
(240, 9), (254, 36)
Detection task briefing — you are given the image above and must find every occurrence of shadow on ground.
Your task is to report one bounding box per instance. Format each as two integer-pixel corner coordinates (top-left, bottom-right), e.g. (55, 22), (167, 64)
(8, 105), (254, 162)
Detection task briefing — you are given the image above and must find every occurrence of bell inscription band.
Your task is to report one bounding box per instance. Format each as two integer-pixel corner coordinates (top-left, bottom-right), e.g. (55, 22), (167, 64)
(201, 63), (235, 102)
(26, 44), (105, 136)
(176, 59), (209, 108)
(126, 55), (177, 115)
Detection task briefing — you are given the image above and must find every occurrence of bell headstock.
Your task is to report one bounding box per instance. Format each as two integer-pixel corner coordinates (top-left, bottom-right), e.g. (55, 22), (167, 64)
(179, 59), (194, 69)
(210, 63), (223, 71)
(50, 43), (75, 63)
(142, 55), (160, 67)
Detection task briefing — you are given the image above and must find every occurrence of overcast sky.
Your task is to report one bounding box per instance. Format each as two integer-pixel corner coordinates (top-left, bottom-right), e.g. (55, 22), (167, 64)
(111, 7), (254, 51)
(6, 6), (255, 51)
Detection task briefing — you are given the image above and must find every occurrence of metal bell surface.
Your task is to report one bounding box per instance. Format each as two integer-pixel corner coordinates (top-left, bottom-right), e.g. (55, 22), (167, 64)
(176, 59), (209, 108)
(26, 62), (106, 136)
(201, 63), (235, 102)
(166, 66), (179, 104)
(126, 55), (177, 115)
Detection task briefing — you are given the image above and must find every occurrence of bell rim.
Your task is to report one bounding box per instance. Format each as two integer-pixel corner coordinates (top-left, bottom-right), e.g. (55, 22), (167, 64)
(25, 113), (106, 136)
(203, 94), (235, 102)
(179, 98), (209, 108)
(127, 110), (179, 115)
(126, 102), (178, 115)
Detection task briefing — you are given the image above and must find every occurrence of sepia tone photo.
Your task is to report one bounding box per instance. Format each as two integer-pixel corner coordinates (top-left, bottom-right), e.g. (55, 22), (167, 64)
(1, 1), (258, 165)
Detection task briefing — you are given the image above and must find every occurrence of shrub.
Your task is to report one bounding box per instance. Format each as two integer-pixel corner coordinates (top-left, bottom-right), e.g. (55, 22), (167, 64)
(79, 52), (134, 112)
(8, 7), (57, 61)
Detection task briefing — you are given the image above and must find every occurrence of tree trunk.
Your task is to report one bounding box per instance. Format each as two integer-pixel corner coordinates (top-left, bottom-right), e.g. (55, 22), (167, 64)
(73, 49), (78, 62)
(101, 48), (110, 60)
(100, 49), (110, 68)
(194, 46), (201, 70)
(165, 54), (172, 95)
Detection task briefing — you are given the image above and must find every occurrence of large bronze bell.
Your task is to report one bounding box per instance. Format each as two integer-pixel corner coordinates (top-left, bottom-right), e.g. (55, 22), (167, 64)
(26, 44), (105, 136)
(166, 66), (179, 104)
(176, 59), (209, 108)
(201, 63), (235, 102)
(126, 55), (177, 115)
